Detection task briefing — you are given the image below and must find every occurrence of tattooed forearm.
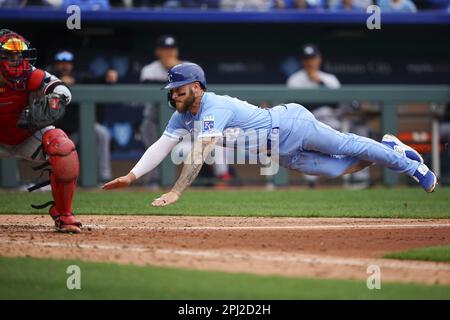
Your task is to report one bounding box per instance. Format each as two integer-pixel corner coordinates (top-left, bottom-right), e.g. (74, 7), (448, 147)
(172, 138), (217, 195)
(172, 163), (204, 195)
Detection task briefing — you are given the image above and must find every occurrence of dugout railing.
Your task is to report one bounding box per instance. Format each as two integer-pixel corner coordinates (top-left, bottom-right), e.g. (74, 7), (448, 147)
(1, 84), (449, 188)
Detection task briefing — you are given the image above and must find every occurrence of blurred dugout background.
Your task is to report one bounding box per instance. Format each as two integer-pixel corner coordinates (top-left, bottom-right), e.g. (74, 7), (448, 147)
(0, 2), (449, 189)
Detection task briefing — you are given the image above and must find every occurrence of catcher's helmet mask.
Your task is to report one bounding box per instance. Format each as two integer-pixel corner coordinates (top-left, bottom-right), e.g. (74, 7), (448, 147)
(0, 29), (37, 90)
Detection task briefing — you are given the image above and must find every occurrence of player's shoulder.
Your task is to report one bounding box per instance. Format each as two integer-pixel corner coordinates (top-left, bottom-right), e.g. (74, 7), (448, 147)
(26, 68), (47, 91)
(201, 92), (253, 118)
(140, 61), (166, 79)
(202, 91), (221, 106)
(142, 60), (162, 70)
(197, 93), (224, 116)
(289, 69), (306, 77)
(202, 92), (234, 108)
(287, 69), (306, 79)
(318, 71), (340, 85)
(286, 69), (307, 86)
(170, 109), (194, 123)
(318, 70), (337, 78)
(30, 67), (46, 78)
(405, 0), (417, 10)
(169, 109), (183, 120)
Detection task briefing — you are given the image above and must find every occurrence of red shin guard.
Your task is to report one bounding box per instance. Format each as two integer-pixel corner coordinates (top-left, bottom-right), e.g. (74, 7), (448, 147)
(42, 129), (79, 215)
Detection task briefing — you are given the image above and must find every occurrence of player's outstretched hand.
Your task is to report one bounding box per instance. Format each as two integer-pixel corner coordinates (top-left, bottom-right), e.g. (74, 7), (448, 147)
(152, 191), (180, 207)
(102, 172), (136, 190)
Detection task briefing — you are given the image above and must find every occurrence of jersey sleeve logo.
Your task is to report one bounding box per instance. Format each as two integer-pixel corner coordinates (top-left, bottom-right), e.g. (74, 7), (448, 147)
(203, 115), (215, 132)
(49, 97), (60, 110)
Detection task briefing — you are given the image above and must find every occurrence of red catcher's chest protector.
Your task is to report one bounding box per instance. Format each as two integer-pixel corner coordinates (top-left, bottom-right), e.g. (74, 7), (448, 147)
(0, 68), (45, 145)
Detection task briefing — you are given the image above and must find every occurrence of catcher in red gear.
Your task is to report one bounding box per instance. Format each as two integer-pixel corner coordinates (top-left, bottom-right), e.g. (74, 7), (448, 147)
(0, 29), (81, 233)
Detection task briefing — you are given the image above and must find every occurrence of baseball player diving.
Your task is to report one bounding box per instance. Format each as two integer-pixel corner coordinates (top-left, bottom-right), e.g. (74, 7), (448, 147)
(102, 63), (437, 205)
(0, 29), (81, 232)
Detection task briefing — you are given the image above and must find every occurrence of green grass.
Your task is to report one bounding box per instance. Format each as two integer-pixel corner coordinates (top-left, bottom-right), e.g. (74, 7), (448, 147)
(384, 245), (450, 263)
(0, 187), (449, 218)
(0, 256), (449, 300)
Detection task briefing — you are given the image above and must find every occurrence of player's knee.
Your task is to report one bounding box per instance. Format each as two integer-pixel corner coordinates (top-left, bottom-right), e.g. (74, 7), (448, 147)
(307, 162), (348, 178)
(42, 129), (73, 155)
(323, 170), (342, 179)
(42, 128), (79, 182)
(299, 164), (342, 179)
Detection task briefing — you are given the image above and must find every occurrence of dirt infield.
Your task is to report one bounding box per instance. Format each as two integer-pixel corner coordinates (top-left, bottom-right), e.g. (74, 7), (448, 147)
(1, 215), (450, 285)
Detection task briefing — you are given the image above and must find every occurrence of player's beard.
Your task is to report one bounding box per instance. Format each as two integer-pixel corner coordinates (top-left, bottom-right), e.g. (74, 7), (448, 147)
(176, 87), (196, 113)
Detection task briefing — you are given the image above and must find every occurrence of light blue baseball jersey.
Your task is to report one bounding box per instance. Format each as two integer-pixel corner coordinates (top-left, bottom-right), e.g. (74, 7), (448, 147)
(163, 92), (273, 147)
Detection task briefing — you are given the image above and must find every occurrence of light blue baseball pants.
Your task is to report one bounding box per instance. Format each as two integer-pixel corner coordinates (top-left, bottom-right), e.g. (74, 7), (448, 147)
(270, 104), (419, 178)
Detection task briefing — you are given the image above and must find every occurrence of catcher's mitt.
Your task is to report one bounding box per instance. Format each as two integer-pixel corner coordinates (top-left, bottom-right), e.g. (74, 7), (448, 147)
(17, 92), (68, 131)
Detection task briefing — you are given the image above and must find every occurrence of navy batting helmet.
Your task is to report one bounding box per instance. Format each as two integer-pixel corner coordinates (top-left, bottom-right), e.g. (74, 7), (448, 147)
(164, 62), (207, 90)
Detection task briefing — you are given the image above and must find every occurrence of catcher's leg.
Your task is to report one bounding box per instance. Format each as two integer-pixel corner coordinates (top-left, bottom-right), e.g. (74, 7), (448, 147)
(42, 128), (81, 233)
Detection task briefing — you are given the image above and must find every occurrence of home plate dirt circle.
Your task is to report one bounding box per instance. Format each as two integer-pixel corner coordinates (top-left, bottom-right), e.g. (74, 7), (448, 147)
(1, 215), (450, 285)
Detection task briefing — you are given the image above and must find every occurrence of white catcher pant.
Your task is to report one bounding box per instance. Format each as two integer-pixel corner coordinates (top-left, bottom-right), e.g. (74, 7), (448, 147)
(0, 126), (54, 162)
